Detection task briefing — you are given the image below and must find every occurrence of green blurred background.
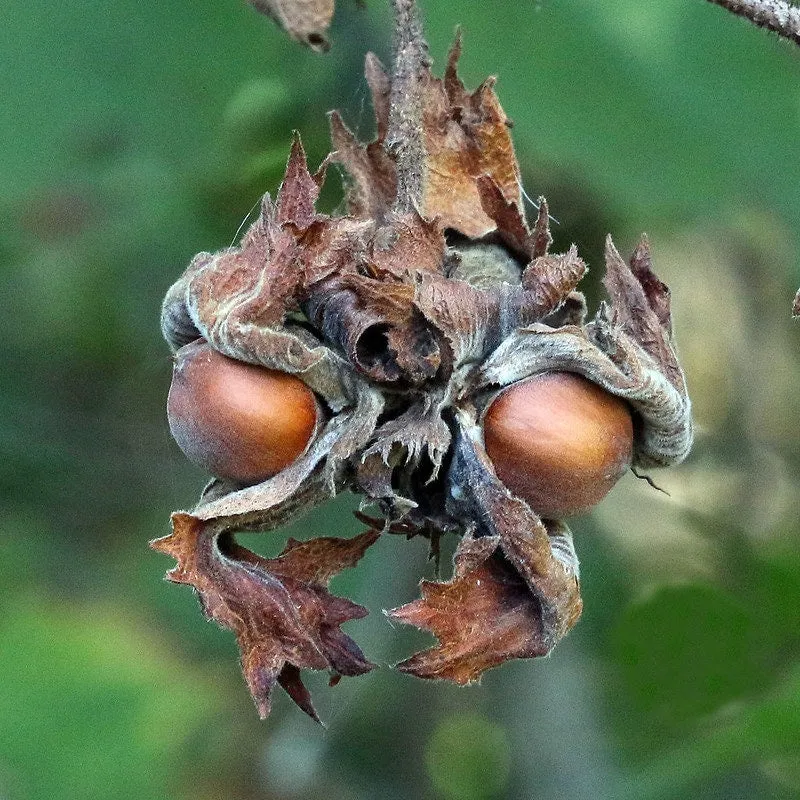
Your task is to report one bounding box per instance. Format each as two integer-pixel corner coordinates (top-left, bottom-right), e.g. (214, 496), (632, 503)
(2, 0), (800, 798)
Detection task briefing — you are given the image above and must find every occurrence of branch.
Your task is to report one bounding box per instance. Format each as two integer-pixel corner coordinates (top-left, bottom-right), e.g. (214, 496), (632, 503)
(706, 0), (800, 46)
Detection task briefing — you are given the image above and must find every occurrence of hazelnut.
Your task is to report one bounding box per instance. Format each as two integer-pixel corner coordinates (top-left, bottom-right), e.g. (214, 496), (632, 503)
(483, 372), (634, 518)
(168, 340), (320, 484)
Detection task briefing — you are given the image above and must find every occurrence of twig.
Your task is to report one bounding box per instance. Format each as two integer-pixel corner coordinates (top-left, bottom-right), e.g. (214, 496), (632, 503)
(387, 0), (431, 213)
(706, 0), (800, 46)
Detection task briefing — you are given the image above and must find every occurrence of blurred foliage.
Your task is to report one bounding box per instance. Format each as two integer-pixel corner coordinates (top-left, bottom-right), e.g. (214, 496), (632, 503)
(0, 595), (221, 800)
(2, 0), (800, 798)
(426, 714), (511, 800)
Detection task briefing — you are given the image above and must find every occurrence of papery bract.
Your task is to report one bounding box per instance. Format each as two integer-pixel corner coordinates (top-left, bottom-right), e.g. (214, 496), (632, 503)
(155, 0), (692, 720)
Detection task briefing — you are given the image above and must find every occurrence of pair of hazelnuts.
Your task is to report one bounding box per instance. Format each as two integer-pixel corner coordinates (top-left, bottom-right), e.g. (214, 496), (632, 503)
(168, 339), (634, 519)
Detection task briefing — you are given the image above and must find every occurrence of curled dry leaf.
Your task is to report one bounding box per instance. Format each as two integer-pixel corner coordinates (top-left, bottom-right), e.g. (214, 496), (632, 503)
(155, 0), (692, 720)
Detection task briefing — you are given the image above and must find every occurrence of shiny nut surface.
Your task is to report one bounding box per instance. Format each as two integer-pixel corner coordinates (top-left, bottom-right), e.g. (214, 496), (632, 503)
(168, 340), (319, 484)
(483, 372), (634, 518)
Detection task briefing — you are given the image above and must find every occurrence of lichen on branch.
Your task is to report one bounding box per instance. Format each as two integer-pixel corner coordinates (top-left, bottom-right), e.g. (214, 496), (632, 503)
(706, 0), (800, 47)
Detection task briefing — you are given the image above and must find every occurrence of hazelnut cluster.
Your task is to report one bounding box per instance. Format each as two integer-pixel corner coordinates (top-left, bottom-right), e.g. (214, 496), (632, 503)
(168, 350), (635, 519)
(154, 0), (692, 720)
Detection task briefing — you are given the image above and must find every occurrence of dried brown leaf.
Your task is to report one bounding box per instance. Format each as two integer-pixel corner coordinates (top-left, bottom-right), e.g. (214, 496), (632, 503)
(541, 291), (587, 328)
(277, 135), (326, 229)
(303, 271), (441, 384)
(298, 212), (449, 385)
(418, 43), (522, 237)
(522, 245), (587, 320)
(151, 514), (378, 720)
(162, 138), (326, 363)
(446, 420), (582, 648)
(389, 535), (548, 683)
(363, 393), (452, 480)
(629, 234), (672, 333)
(475, 175), (532, 257)
(335, 34), (524, 238)
(329, 110), (397, 220)
(414, 271), (499, 366)
(367, 212), (446, 277)
(603, 235), (685, 390)
(530, 197), (553, 259)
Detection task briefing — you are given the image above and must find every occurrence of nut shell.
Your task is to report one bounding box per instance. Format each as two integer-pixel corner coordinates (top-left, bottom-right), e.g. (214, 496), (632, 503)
(168, 340), (320, 484)
(483, 372), (633, 518)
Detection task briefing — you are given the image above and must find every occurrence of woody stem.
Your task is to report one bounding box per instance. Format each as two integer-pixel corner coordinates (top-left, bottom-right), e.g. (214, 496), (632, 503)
(387, 0), (430, 213)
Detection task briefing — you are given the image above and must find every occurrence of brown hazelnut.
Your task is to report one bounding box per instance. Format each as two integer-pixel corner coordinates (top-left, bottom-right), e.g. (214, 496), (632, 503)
(168, 340), (320, 484)
(483, 372), (634, 518)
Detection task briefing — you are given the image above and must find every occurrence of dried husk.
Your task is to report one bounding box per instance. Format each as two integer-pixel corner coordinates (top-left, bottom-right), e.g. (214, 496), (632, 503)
(155, 3), (692, 719)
